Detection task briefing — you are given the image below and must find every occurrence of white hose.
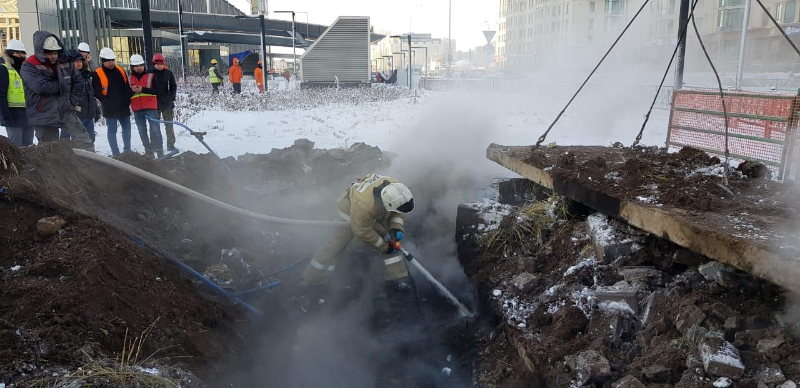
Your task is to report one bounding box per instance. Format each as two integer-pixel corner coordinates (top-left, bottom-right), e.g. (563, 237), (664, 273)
(73, 149), (349, 228)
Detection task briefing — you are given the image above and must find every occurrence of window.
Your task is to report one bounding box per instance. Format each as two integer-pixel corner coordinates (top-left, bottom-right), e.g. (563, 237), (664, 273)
(566, 3), (570, 14)
(590, 1), (596, 12)
(588, 35), (594, 44)
(784, 0), (796, 22)
(718, 8), (744, 30)
(604, 16), (624, 30)
(588, 18), (595, 29)
(605, 0), (627, 15)
(719, 0), (744, 6)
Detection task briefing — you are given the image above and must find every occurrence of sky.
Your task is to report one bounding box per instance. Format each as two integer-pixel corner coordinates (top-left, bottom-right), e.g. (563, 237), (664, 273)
(227, 0), (500, 51)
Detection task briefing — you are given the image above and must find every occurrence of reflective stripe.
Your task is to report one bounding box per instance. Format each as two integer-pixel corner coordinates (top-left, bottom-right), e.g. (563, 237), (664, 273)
(208, 67), (220, 83)
(384, 256), (403, 266)
(373, 238), (384, 248)
(390, 217), (404, 226)
(338, 210), (350, 222)
(309, 260), (325, 270)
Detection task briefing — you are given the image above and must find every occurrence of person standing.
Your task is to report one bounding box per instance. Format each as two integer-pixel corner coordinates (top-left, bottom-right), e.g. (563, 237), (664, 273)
(93, 47), (133, 156)
(209, 59), (223, 94)
(229, 57), (243, 94)
(151, 53), (178, 151)
(254, 60), (264, 93)
(64, 50), (99, 143)
(77, 42), (93, 70)
(0, 39), (33, 146)
(128, 54), (163, 158)
(19, 31), (94, 151)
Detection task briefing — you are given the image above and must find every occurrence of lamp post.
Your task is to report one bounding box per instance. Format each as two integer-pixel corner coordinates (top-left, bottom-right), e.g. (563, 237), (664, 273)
(235, 14), (268, 92)
(275, 10), (297, 75)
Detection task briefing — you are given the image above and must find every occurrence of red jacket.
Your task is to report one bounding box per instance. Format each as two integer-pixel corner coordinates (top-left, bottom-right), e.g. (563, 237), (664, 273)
(129, 71), (158, 112)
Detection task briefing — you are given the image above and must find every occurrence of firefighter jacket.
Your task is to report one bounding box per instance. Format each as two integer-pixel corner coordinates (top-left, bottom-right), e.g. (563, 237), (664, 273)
(337, 173), (407, 252)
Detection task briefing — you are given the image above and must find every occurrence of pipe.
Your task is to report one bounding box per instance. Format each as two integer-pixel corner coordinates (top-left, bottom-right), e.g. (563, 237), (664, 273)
(125, 233), (264, 317)
(232, 280), (282, 298)
(72, 149), (349, 229)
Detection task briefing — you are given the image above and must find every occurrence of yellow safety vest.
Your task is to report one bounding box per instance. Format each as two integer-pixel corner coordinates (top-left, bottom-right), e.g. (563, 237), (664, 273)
(208, 67), (220, 84)
(3, 63), (25, 108)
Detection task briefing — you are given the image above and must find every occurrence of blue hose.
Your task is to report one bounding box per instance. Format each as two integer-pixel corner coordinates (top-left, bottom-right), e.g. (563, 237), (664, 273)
(124, 233), (264, 317)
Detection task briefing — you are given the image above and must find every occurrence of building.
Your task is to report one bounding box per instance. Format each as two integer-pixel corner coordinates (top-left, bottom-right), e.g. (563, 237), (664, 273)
(496, 0), (800, 74)
(0, 0), (21, 49)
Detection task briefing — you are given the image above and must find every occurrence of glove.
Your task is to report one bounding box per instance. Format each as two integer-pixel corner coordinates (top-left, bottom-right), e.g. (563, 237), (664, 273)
(385, 243), (396, 254)
(391, 229), (404, 241)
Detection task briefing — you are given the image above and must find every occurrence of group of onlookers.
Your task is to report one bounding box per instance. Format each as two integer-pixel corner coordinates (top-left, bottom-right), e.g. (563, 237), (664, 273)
(0, 30), (178, 158)
(207, 57), (290, 94)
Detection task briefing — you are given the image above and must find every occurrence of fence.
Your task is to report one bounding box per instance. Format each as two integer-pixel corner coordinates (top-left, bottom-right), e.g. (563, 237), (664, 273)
(666, 88), (800, 180)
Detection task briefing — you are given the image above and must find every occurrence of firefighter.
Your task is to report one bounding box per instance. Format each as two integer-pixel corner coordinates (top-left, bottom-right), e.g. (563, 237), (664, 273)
(302, 173), (415, 290)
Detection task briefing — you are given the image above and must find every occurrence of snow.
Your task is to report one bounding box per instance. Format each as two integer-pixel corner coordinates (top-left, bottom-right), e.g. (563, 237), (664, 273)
(713, 377), (732, 387)
(564, 255), (598, 277)
(442, 367), (452, 376)
(598, 300), (635, 316)
(701, 341), (745, 372)
(492, 289), (502, 297)
(10, 265), (21, 272)
(467, 201), (514, 232)
(587, 214), (616, 247)
(137, 366), (161, 376)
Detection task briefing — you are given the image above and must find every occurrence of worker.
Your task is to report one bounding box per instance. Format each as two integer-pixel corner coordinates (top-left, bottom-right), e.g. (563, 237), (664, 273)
(254, 60), (264, 93)
(64, 49), (100, 143)
(151, 54), (178, 151)
(302, 173), (415, 291)
(20, 31), (94, 151)
(209, 58), (223, 94)
(128, 54), (163, 158)
(0, 39), (33, 146)
(93, 47), (133, 156)
(77, 42), (92, 70)
(229, 57), (243, 94)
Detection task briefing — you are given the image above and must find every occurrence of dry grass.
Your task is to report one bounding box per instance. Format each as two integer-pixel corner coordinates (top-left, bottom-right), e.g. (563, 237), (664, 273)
(0, 149), (19, 177)
(483, 198), (568, 255)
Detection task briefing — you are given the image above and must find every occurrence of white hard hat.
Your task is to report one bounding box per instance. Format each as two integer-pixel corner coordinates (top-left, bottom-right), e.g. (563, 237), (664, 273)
(6, 39), (26, 52)
(78, 42), (91, 53)
(43, 36), (62, 51)
(99, 47), (116, 60)
(381, 183), (414, 213)
(130, 54), (145, 66)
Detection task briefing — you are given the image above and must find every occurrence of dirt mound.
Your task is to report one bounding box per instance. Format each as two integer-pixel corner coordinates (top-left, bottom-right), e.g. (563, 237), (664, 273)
(0, 198), (243, 384)
(0, 136), (19, 176)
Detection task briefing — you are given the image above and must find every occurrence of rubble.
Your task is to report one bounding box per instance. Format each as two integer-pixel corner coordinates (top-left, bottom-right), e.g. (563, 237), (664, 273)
(700, 336), (745, 379)
(612, 375), (647, 388)
(565, 350), (611, 385)
(36, 216), (66, 238)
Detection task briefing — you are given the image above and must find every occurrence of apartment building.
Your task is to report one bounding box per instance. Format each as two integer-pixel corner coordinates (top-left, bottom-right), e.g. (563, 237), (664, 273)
(0, 0), (20, 49)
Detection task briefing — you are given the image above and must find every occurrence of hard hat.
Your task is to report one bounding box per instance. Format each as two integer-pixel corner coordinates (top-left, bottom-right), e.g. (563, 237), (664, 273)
(130, 54), (145, 66)
(77, 42), (91, 53)
(43, 36), (62, 51)
(381, 183), (414, 213)
(152, 53), (165, 63)
(6, 39), (26, 52)
(99, 47), (116, 60)
(211, 59), (218, 64)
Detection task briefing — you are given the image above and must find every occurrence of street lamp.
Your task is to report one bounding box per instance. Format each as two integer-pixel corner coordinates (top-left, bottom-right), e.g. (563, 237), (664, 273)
(274, 10), (297, 75)
(235, 14), (268, 92)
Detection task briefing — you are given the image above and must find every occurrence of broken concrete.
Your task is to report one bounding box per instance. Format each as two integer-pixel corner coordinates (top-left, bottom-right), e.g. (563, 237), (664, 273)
(676, 304), (707, 335)
(643, 364), (674, 383)
(566, 350), (611, 385)
(698, 261), (734, 282)
(511, 272), (539, 293)
(620, 267), (670, 287)
(700, 336), (745, 379)
(612, 375), (647, 388)
(757, 364), (786, 385)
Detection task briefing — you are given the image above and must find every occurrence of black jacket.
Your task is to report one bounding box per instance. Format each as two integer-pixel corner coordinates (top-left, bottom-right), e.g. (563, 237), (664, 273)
(0, 52), (27, 128)
(93, 64), (132, 118)
(151, 67), (177, 111)
(76, 68), (100, 121)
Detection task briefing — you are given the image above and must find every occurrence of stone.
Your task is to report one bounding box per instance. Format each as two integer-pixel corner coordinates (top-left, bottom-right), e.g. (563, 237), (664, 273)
(742, 315), (773, 331)
(686, 354), (703, 370)
(642, 290), (668, 325)
(699, 336), (745, 380)
(673, 248), (708, 267)
(596, 285), (640, 314)
(612, 375), (647, 388)
(713, 377), (733, 387)
(698, 261), (734, 282)
(293, 138), (315, 149)
(757, 364), (786, 385)
(707, 303), (738, 323)
(684, 324), (709, 347)
(724, 317), (740, 331)
(676, 368), (710, 388)
(643, 364), (673, 383)
(36, 216), (67, 238)
(676, 304), (707, 335)
(715, 270), (760, 292)
(620, 267), (670, 287)
(511, 272), (540, 293)
(778, 381), (797, 388)
(565, 350), (611, 385)
(757, 336), (786, 354)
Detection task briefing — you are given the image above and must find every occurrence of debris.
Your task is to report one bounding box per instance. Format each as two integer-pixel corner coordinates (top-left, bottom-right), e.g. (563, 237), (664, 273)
(698, 261), (733, 282)
(492, 289), (502, 297)
(511, 272), (539, 292)
(675, 304), (707, 335)
(10, 265), (21, 272)
(619, 267), (669, 287)
(565, 350), (611, 385)
(612, 375), (646, 388)
(778, 381), (797, 388)
(713, 377), (732, 387)
(643, 364), (673, 383)
(673, 248), (708, 267)
(595, 284), (639, 314)
(442, 367), (452, 376)
(700, 337), (745, 379)
(36, 216), (66, 238)
(757, 336), (786, 353)
(757, 364), (786, 385)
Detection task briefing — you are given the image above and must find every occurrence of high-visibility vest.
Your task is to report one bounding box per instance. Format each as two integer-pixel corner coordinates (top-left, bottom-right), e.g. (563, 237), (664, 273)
(129, 72), (158, 112)
(95, 65), (128, 96)
(3, 63), (25, 108)
(208, 67), (220, 84)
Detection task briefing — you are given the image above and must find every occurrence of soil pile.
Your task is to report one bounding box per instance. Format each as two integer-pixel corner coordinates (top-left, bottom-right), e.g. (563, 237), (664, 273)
(454, 193), (800, 387)
(0, 198), (243, 385)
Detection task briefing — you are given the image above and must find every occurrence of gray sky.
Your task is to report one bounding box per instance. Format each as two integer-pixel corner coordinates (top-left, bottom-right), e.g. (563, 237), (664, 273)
(228, 0), (499, 51)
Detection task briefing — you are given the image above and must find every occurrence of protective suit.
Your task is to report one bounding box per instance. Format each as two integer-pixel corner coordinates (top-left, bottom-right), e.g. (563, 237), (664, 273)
(303, 173), (413, 285)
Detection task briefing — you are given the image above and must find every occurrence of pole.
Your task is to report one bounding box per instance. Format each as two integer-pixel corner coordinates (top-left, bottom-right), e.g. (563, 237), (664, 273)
(291, 12), (297, 75)
(735, 0), (752, 89)
(448, 0), (452, 77)
(260, 14), (268, 92)
(141, 0), (154, 71)
(674, 0), (690, 89)
(177, 0), (187, 81)
(408, 34), (413, 89)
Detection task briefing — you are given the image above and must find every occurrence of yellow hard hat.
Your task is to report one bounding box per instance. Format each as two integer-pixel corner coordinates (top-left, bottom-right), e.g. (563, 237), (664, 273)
(211, 59), (218, 64)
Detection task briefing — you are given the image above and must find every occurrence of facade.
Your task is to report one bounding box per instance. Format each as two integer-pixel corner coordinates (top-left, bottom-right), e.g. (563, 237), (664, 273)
(370, 33), (455, 75)
(0, 0), (21, 49)
(300, 16), (371, 85)
(496, 0), (800, 73)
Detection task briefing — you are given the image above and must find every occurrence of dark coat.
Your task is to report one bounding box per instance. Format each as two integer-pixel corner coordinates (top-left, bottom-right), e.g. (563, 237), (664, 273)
(0, 52), (28, 128)
(76, 68), (100, 121)
(151, 67), (177, 111)
(19, 31), (84, 127)
(93, 63), (132, 118)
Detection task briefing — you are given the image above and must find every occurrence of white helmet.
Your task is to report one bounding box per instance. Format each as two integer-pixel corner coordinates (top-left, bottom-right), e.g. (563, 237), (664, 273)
(43, 36), (62, 51)
(99, 47), (116, 60)
(77, 42), (91, 53)
(6, 39), (26, 52)
(130, 54), (145, 66)
(381, 183), (414, 213)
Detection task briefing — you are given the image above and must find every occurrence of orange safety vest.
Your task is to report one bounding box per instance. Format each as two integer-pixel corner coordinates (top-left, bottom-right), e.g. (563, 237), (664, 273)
(129, 72), (158, 112)
(95, 65), (128, 96)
